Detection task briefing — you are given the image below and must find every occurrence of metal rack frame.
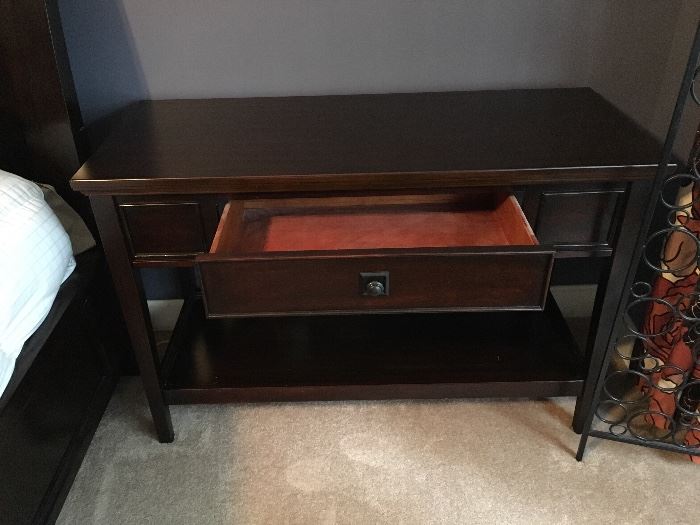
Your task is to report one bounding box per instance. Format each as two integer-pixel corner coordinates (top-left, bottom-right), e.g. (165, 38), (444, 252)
(576, 22), (700, 461)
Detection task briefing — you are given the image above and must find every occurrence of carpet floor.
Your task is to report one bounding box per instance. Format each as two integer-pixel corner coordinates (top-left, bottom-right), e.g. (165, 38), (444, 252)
(58, 378), (699, 525)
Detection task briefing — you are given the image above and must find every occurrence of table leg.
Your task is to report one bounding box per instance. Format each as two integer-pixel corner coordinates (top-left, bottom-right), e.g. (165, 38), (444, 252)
(571, 180), (651, 434)
(90, 196), (174, 442)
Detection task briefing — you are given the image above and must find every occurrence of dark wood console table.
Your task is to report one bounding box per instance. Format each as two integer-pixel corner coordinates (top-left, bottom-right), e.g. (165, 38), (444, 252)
(71, 88), (665, 443)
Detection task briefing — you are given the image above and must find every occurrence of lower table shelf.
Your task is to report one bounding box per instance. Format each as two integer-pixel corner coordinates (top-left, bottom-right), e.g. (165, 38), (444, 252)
(161, 294), (585, 404)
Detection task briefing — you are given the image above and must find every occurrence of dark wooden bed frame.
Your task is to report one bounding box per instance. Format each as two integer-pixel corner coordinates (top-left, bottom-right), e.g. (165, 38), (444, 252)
(0, 2), (128, 523)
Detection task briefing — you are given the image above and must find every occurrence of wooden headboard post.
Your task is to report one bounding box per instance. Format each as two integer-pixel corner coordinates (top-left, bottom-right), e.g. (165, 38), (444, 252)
(0, 0), (92, 223)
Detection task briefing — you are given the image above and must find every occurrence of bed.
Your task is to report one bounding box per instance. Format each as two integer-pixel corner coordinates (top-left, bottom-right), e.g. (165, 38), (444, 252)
(0, 3), (129, 523)
(0, 116), (128, 525)
(0, 171), (81, 402)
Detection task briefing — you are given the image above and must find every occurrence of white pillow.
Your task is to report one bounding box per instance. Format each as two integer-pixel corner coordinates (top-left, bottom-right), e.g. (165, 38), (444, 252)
(0, 169), (76, 397)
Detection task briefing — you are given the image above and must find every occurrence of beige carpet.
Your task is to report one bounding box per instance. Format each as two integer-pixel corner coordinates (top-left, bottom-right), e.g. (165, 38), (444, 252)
(58, 378), (699, 525)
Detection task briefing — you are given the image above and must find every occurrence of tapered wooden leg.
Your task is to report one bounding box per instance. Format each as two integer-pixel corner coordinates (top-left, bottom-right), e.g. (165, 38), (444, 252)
(571, 181), (651, 436)
(90, 196), (174, 442)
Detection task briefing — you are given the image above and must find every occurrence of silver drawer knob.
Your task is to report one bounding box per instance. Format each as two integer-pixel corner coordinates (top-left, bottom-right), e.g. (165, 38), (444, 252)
(365, 280), (385, 296)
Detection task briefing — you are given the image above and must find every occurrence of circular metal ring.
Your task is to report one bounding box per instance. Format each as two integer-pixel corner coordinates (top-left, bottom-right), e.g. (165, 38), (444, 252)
(609, 424), (627, 436)
(667, 208), (691, 227)
(652, 364), (688, 393)
(660, 173), (700, 210)
(613, 334), (651, 362)
(677, 411), (696, 426)
(627, 410), (675, 442)
(624, 297), (677, 338)
(676, 292), (700, 322)
(675, 380), (700, 418)
(673, 425), (700, 449)
(595, 400), (628, 425)
(642, 227), (700, 274)
(630, 281), (652, 299)
(692, 65), (700, 105)
(690, 323), (700, 338)
(638, 355), (660, 373)
(603, 369), (652, 404)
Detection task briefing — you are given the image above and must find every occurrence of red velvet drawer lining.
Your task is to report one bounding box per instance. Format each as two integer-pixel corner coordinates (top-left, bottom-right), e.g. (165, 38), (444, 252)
(263, 210), (519, 251)
(210, 192), (538, 254)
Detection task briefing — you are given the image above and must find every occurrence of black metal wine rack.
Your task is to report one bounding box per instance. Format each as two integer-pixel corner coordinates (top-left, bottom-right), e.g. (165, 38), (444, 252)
(577, 22), (700, 460)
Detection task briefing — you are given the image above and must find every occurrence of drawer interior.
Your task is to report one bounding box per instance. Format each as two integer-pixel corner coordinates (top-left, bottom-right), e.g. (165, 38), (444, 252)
(211, 191), (538, 254)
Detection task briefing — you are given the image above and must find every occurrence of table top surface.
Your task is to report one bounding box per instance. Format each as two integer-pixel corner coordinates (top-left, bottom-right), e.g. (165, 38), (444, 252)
(71, 88), (665, 195)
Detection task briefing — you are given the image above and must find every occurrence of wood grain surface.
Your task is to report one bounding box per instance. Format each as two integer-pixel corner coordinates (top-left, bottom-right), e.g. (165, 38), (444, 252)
(71, 88), (665, 195)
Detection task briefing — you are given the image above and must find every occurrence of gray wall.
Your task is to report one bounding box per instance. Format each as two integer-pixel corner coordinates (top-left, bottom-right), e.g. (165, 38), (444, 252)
(59, 0), (699, 156)
(586, 1), (699, 158)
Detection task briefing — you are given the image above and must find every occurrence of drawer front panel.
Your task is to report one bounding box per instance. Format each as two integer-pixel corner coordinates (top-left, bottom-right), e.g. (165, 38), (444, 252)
(522, 186), (625, 256)
(122, 202), (206, 256)
(118, 196), (227, 260)
(198, 250), (554, 317)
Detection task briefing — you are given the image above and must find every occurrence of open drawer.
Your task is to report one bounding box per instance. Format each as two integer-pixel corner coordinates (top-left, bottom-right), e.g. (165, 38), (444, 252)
(195, 191), (554, 317)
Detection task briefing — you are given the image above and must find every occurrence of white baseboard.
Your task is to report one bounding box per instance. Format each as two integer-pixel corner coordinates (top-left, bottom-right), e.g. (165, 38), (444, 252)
(147, 299), (184, 332)
(550, 284), (597, 319)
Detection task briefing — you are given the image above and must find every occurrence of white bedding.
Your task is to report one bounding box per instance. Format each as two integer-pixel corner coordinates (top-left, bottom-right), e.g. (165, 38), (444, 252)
(0, 170), (76, 398)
